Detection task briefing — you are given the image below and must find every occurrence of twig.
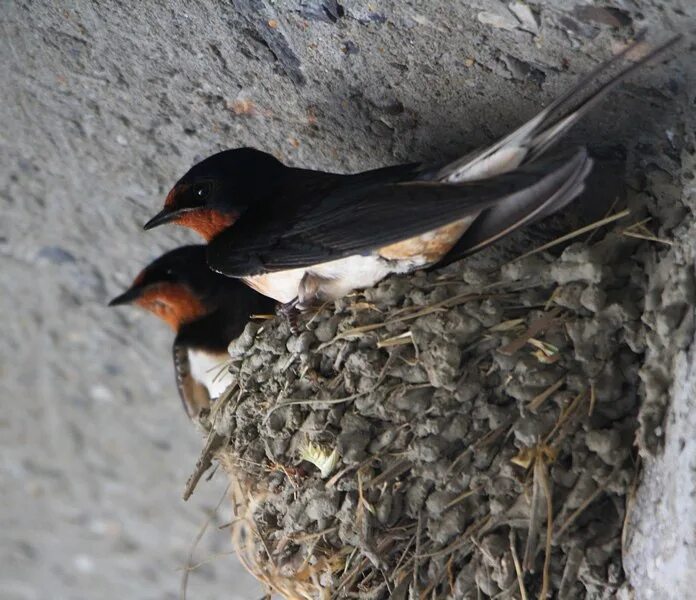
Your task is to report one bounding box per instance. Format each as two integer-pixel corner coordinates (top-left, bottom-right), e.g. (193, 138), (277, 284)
(178, 551), (235, 573)
(510, 209), (630, 263)
(265, 352), (396, 422)
(554, 480), (607, 539)
(509, 530), (528, 600)
(264, 391), (365, 420)
(290, 526), (338, 544)
(413, 511), (423, 597)
(527, 377), (565, 412)
(523, 458), (543, 571)
(536, 459), (553, 600)
(392, 533), (416, 577)
(498, 309), (562, 356)
(183, 432), (226, 501)
(621, 229), (673, 246)
(180, 483), (230, 599)
(377, 330), (414, 348)
(588, 383), (596, 417)
(320, 291), (499, 348)
(585, 196), (619, 244)
(326, 454), (380, 489)
(543, 390), (587, 446)
(443, 485), (484, 510)
(417, 516), (490, 560)
(621, 218), (673, 246)
(366, 459), (412, 489)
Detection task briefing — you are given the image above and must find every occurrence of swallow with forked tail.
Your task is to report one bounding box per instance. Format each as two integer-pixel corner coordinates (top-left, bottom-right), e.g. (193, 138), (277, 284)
(109, 246), (275, 417)
(144, 34), (680, 310)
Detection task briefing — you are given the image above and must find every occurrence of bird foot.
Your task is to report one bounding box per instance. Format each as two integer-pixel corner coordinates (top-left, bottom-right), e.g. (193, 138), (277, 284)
(277, 299), (301, 334)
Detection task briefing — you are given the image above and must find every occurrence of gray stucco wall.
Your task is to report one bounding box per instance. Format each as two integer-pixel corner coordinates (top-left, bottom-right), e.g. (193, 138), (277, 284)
(2, 1), (693, 599)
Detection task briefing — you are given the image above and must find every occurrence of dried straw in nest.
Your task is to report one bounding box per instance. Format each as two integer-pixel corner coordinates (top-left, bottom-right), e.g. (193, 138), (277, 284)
(191, 213), (666, 599)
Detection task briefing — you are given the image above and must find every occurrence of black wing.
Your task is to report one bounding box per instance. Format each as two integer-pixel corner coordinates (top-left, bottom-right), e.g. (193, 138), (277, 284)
(207, 149), (591, 277)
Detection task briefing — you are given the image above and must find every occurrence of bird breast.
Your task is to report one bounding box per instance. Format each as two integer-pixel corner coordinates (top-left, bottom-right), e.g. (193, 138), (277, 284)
(187, 349), (233, 399)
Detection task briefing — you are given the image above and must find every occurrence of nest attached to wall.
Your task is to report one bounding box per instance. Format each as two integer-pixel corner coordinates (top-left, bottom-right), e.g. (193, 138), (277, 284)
(192, 214), (664, 599)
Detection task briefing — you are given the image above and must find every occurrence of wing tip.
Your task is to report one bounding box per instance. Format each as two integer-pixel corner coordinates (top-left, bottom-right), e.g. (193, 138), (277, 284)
(440, 146), (594, 262)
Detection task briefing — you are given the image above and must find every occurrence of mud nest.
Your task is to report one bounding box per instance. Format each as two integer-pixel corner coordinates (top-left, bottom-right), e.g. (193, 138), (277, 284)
(193, 216), (677, 599)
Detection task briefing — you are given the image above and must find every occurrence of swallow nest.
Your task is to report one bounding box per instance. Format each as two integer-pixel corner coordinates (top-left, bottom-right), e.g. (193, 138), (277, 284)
(195, 220), (685, 600)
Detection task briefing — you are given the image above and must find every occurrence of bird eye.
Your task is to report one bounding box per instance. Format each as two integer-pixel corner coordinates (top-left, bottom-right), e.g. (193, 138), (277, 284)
(193, 182), (209, 201)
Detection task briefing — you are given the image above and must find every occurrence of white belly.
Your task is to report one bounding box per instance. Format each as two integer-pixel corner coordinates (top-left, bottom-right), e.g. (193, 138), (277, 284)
(188, 349), (233, 399)
(312, 253), (419, 300)
(244, 267), (307, 304)
(244, 253), (410, 304)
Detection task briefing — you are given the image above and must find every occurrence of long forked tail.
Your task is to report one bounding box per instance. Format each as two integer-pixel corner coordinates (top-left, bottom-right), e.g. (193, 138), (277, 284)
(436, 32), (682, 183)
(437, 147), (593, 267)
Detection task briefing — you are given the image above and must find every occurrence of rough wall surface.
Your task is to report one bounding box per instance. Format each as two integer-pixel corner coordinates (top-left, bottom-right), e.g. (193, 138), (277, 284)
(1, 1), (693, 599)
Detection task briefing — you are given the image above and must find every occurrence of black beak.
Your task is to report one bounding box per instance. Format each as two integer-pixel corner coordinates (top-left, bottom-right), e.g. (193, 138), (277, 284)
(108, 286), (142, 306)
(143, 207), (178, 230)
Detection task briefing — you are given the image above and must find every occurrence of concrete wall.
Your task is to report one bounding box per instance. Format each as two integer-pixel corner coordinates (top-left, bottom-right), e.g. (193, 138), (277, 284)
(2, 1), (692, 598)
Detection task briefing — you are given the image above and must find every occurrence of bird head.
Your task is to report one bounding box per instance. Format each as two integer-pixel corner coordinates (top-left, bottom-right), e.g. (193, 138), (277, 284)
(109, 246), (223, 330)
(143, 148), (284, 240)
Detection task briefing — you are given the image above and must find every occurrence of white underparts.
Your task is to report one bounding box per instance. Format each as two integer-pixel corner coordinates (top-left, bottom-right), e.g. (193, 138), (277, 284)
(188, 349), (233, 399)
(244, 253), (404, 304)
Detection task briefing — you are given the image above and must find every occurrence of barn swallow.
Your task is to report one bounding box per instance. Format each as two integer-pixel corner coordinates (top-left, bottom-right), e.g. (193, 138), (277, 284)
(109, 246), (275, 417)
(144, 34), (680, 309)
